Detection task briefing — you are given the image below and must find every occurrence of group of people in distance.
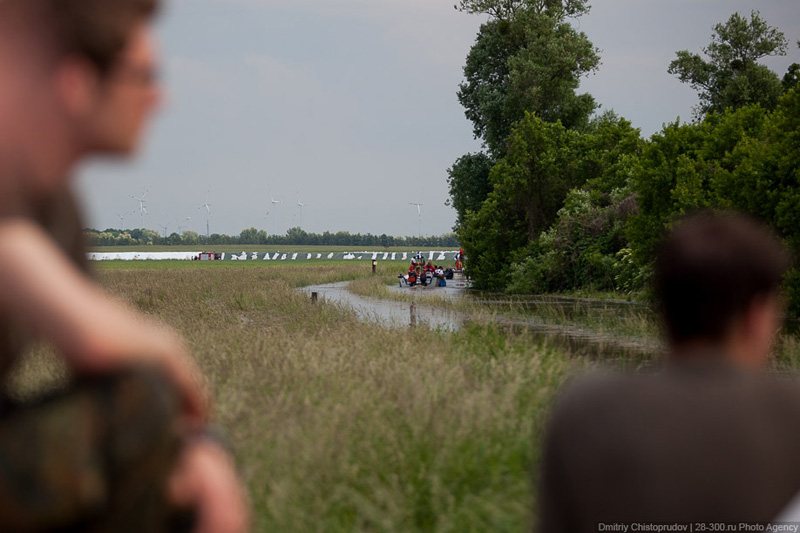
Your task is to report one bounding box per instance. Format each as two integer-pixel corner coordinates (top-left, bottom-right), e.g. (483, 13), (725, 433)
(401, 258), (455, 288)
(0, 0), (799, 530)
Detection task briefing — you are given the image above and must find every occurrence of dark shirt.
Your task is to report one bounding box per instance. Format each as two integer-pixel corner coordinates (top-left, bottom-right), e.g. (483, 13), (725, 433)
(538, 357), (800, 531)
(0, 181), (90, 382)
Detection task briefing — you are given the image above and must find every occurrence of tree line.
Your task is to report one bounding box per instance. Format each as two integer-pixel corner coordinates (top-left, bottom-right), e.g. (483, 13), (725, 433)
(449, 1), (800, 311)
(85, 227), (459, 248)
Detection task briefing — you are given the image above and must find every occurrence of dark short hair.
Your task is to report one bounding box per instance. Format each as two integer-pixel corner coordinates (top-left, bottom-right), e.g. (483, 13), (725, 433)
(42, 0), (160, 75)
(654, 212), (789, 345)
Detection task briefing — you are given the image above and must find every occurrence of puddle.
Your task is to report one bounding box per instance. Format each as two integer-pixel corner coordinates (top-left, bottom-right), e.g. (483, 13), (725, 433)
(300, 281), (662, 361)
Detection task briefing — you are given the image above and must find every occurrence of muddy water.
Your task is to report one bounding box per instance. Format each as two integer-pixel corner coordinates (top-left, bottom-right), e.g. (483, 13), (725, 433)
(300, 282), (466, 331)
(300, 281), (662, 362)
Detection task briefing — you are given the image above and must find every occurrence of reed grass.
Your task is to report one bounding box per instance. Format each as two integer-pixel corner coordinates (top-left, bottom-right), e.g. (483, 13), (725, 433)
(20, 262), (799, 530)
(9, 263), (582, 532)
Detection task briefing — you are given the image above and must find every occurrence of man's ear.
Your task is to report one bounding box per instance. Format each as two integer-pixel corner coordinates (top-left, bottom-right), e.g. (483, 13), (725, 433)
(52, 57), (99, 118)
(744, 292), (782, 353)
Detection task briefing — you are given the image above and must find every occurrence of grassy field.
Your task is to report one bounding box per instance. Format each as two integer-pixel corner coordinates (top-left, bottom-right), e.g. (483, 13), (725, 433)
(10, 261), (584, 532)
(12, 261), (800, 530)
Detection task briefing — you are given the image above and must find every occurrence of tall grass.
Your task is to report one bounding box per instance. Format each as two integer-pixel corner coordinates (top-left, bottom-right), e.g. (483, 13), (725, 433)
(14, 262), (800, 529)
(9, 263), (582, 531)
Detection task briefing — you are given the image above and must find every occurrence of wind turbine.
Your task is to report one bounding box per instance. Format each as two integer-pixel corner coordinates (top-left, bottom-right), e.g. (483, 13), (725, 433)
(270, 196), (281, 235)
(296, 199), (306, 229)
(159, 224), (169, 239)
(409, 202), (423, 238)
(130, 190), (148, 228)
(116, 213), (126, 229)
(198, 199), (212, 239)
(177, 216), (191, 235)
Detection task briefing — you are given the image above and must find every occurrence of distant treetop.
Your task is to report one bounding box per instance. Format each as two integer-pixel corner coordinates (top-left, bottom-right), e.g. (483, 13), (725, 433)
(455, 0), (589, 20)
(668, 11), (789, 116)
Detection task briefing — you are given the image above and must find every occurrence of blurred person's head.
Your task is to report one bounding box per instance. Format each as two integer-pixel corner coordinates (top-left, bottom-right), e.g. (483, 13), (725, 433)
(44, 0), (162, 155)
(654, 212), (789, 368)
(0, 2), (57, 177)
(0, 0), (161, 192)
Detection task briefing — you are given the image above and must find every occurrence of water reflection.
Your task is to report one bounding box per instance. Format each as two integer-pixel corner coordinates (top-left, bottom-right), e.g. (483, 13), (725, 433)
(300, 282), (662, 362)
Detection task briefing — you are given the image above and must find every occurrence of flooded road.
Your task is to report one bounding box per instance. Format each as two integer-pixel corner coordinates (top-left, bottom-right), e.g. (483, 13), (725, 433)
(300, 282), (466, 331)
(300, 280), (662, 361)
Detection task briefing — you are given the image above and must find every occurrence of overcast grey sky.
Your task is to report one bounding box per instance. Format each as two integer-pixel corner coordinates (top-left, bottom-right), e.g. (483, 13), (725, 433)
(77, 0), (800, 237)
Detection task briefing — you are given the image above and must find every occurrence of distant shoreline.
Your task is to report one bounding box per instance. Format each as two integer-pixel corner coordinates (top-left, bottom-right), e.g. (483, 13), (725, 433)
(88, 250), (460, 262)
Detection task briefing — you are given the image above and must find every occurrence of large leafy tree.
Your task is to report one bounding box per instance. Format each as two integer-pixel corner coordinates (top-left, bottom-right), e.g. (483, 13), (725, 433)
(477, 114), (642, 291)
(457, 3), (598, 156)
(624, 87), (800, 312)
(448, 0), (599, 244)
(576, 112), (643, 195)
(506, 13), (598, 132)
(460, 114), (584, 288)
(784, 43), (800, 90)
(446, 153), (494, 231)
(455, 0), (589, 20)
(668, 11), (788, 116)
(496, 114), (584, 238)
(461, 113), (644, 290)
(458, 19), (524, 156)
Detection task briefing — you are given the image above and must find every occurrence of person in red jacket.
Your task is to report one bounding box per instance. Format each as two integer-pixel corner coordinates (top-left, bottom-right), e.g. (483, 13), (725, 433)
(406, 262), (416, 285)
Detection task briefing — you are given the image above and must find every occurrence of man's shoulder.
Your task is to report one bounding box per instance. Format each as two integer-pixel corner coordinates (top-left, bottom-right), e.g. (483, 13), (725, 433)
(544, 371), (643, 442)
(559, 363), (800, 397)
(548, 366), (800, 438)
(551, 371), (642, 414)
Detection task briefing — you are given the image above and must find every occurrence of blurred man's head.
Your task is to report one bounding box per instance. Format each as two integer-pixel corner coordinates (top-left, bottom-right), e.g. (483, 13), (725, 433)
(654, 212), (789, 367)
(43, 0), (163, 155)
(0, 0), (162, 190)
(0, 2), (57, 176)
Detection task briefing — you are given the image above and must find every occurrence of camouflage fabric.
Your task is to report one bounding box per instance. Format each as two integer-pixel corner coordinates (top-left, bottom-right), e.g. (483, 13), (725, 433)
(0, 366), (190, 532)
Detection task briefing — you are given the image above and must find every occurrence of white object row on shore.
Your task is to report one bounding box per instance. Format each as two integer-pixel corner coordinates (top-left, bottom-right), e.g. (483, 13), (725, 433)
(87, 251), (459, 262)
